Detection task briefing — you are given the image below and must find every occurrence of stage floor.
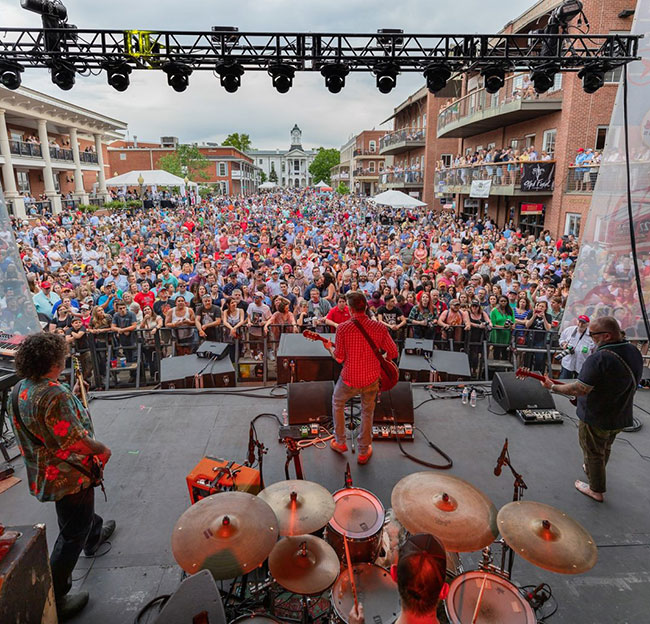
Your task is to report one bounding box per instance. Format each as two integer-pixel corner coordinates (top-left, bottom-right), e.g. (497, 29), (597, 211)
(2, 384), (650, 624)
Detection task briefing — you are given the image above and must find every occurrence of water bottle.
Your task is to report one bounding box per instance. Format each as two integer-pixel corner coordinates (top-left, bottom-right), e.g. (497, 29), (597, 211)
(461, 387), (469, 405)
(282, 408), (288, 426)
(470, 389), (477, 408)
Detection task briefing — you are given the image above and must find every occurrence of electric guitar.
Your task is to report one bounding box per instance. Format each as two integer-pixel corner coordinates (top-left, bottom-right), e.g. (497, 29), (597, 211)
(515, 367), (577, 406)
(303, 330), (400, 392)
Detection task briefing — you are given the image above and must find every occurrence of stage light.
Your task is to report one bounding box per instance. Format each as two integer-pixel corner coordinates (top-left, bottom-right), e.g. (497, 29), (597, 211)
(105, 62), (132, 92)
(321, 63), (349, 94)
(51, 60), (75, 90)
(0, 61), (24, 90)
(163, 62), (192, 92)
(578, 66), (605, 93)
(268, 64), (295, 94)
(20, 0), (67, 19)
(553, 0), (583, 25)
(481, 65), (505, 94)
(215, 62), (244, 93)
(423, 63), (452, 94)
(374, 63), (399, 94)
(530, 66), (557, 93)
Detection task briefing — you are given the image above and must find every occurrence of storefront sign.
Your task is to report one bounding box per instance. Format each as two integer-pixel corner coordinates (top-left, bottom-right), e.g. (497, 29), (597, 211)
(521, 202), (544, 214)
(520, 162), (555, 192)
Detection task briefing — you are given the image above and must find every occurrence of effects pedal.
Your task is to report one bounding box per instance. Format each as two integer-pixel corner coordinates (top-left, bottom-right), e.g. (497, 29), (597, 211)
(278, 424), (321, 441)
(515, 409), (564, 425)
(372, 423), (414, 441)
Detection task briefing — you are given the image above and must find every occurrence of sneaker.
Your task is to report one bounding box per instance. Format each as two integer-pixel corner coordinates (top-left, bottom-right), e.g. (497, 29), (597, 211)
(330, 439), (348, 454)
(357, 445), (373, 465)
(84, 520), (116, 556)
(57, 591), (89, 621)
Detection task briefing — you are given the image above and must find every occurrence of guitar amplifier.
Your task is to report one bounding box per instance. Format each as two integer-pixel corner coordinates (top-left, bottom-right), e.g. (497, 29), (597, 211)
(160, 354), (236, 389)
(186, 456), (261, 504)
(277, 333), (341, 384)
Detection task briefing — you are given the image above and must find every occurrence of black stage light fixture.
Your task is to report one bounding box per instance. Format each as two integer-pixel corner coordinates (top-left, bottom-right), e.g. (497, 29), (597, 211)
(481, 65), (506, 94)
(20, 0), (67, 19)
(554, 0), (583, 25)
(216, 62), (245, 93)
(423, 63), (452, 94)
(578, 65), (605, 93)
(321, 63), (349, 94)
(377, 28), (404, 47)
(374, 63), (399, 94)
(530, 66), (557, 93)
(105, 61), (132, 92)
(268, 64), (295, 94)
(0, 60), (24, 90)
(163, 62), (192, 92)
(51, 60), (75, 90)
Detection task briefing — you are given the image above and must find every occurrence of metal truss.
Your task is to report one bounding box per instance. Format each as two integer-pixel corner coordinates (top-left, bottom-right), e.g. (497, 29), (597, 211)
(0, 28), (641, 74)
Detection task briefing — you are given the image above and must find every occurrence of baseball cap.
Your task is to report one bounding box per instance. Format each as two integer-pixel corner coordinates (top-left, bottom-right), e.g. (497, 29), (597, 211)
(81, 304), (90, 310)
(254, 291), (264, 298)
(41, 281), (51, 289)
(577, 148), (585, 152)
(578, 315), (590, 323)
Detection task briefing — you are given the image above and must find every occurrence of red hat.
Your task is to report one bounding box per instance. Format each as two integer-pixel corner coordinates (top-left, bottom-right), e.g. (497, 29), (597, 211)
(41, 281), (51, 289)
(578, 314), (590, 323)
(577, 148), (585, 152)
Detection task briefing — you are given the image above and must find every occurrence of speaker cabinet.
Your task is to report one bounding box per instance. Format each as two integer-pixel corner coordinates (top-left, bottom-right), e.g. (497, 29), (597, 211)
(160, 354), (236, 389)
(491, 372), (555, 412)
(287, 381), (334, 424)
(277, 333), (341, 384)
(373, 382), (414, 424)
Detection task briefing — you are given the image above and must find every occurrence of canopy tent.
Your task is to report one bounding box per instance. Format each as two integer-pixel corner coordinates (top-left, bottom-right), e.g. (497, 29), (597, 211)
(104, 170), (199, 188)
(259, 181), (278, 189)
(314, 180), (332, 190)
(371, 189), (426, 208)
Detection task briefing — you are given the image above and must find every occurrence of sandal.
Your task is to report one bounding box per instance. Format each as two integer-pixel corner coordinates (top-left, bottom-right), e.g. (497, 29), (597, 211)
(575, 480), (603, 502)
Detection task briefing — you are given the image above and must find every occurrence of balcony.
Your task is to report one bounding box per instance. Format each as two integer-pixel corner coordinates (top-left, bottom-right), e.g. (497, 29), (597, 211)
(353, 149), (383, 157)
(8, 140), (98, 164)
(353, 168), (379, 180)
(437, 73), (563, 139)
(435, 160), (556, 196)
(9, 140), (42, 158)
(566, 164), (599, 193)
(331, 172), (350, 181)
(378, 170), (424, 188)
(379, 128), (426, 155)
(80, 151), (99, 164)
(49, 146), (74, 162)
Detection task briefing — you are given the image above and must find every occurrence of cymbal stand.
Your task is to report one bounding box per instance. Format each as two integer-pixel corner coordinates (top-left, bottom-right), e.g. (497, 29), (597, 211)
(284, 437), (305, 480)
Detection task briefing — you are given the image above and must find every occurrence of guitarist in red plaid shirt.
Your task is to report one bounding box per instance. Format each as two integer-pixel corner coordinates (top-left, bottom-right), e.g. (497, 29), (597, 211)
(328, 291), (398, 464)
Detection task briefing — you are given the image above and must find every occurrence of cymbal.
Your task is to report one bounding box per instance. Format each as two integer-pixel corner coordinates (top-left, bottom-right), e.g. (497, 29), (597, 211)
(497, 501), (597, 574)
(171, 491), (279, 579)
(269, 535), (340, 595)
(391, 472), (498, 553)
(258, 480), (335, 536)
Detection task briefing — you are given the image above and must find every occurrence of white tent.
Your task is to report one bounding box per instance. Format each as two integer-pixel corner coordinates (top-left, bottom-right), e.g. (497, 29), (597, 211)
(314, 180), (331, 188)
(104, 170), (198, 188)
(371, 189), (426, 208)
(259, 181), (277, 189)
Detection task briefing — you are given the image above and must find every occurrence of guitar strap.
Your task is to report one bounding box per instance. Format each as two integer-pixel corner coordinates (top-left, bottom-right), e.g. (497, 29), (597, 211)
(352, 318), (386, 364)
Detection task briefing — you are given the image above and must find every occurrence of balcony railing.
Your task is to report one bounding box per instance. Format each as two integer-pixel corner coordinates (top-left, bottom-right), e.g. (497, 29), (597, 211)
(331, 172), (350, 181)
(9, 140), (42, 158)
(80, 151), (99, 164)
(379, 170), (424, 186)
(566, 164), (600, 193)
(353, 148), (382, 156)
(379, 128), (426, 154)
(24, 199), (52, 215)
(353, 168), (379, 177)
(49, 146), (74, 161)
(61, 199), (81, 211)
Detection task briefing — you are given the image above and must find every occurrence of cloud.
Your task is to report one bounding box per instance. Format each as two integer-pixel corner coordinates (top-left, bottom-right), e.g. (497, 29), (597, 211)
(1, 0), (535, 148)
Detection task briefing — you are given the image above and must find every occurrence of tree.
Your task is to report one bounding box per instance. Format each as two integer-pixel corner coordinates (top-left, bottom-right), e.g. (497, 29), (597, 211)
(309, 147), (340, 185)
(260, 171), (268, 183)
(157, 144), (211, 181)
(336, 182), (350, 195)
(269, 163), (278, 183)
(222, 133), (252, 152)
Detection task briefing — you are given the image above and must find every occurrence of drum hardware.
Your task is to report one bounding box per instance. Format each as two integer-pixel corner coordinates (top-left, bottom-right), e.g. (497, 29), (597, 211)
(477, 542), (511, 580)
(284, 437), (305, 480)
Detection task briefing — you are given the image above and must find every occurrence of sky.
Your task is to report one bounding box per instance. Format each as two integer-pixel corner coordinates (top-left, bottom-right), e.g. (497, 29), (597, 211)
(1, 0), (535, 150)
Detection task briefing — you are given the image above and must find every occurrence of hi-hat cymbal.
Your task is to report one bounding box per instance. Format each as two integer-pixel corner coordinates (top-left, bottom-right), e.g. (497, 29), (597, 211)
(269, 535), (340, 595)
(497, 501), (597, 574)
(171, 491), (279, 579)
(391, 472), (498, 553)
(258, 480), (335, 536)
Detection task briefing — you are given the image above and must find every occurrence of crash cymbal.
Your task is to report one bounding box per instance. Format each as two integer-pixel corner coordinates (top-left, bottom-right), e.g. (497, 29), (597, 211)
(269, 535), (340, 595)
(171, 491), (279, 579)
(497, 501), (597, 574)
(391, 472), (498, 553)
(258, 480), (335, 536)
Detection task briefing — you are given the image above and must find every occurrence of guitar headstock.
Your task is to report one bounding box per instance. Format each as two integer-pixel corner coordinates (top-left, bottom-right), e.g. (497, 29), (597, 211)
(515, 367), (531, 379)
(302, 330), (320, 341)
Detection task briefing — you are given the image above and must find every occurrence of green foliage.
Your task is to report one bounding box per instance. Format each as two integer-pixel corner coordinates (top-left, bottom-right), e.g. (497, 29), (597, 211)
(260, 171), (267, 184)
(336, 183), (350, 195)
(198, 184), (218, 198)
(77, 204), (102, 213)
(157, 144), (211, 181)
(222, 133), (252, 152)
(126, 200), (143, 209)
(269, 163), (278, 183)
(309, 147), (340, 185)
(104, 200), (127, 211)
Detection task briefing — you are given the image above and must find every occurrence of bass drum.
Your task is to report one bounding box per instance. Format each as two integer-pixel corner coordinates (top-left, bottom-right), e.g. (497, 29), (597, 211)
(326, 488), (385, 564)
(331, 564), (399, 624)
(445, 571), (536, 624)
(230, 616), (284, 624)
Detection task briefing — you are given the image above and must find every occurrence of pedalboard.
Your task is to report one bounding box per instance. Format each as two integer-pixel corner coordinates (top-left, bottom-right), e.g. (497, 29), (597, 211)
(279, 423), (322, 441)
(372, 424), (414, 440)
(515, 409), (564, 425)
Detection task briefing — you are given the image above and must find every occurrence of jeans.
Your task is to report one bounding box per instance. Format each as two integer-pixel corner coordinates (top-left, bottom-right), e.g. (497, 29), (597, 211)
(50, 487), (103, 602)
(578, 421), (622, 493)
(559, 367), (577, 379)
(332, 377), (379, 454)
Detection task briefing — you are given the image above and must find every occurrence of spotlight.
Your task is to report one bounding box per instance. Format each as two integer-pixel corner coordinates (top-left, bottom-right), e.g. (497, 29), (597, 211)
(20, 0), (67, 19)
(162, 62), (192, 92)
(423, 63), (452, 94)
(552, 0), (584, 25)
(376, 28), (404, 47)
(321, 63), (349, 94)
(268, 64), (295, 94)
(374, 63), (399, 94)
(530, 66), (557, 93)
(105, 61), (132, 92)
(216, 62), (244, 93)
(578, 66), (605, 93)
(51, 60), (75, 90)
(0, 60), (24, 90)
(481, 65), (505, 94)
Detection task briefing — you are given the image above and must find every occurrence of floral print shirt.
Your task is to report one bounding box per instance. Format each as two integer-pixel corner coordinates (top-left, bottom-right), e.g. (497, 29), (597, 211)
(9, 378), (95, 502)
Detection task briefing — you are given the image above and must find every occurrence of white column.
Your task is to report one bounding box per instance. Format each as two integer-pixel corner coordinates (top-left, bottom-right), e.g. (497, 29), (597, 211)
(69, 127), (88, 204)
(0, 109), (26, 218)
(94, 133), (109, 200)
(37, 119), (62, 214)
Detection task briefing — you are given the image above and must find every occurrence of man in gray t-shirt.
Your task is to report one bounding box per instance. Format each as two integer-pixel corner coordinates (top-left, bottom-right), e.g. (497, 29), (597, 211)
(247, 292), (272, 359)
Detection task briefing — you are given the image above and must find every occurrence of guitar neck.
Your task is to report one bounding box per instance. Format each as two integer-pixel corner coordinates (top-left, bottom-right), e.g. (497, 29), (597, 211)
(518, 369), (566, 385)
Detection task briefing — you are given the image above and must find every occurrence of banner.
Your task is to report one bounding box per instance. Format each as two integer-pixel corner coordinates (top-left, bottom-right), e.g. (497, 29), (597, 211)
(469, 179), (492, 198)
(520, 162), (555, 192)
(521, 203), (544, 214)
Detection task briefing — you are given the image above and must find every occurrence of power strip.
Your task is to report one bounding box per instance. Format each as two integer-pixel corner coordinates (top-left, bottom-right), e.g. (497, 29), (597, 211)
(372, 424), (414, 441)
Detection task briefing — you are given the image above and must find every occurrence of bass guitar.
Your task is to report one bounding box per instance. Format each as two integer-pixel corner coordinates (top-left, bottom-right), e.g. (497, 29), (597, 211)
(303, 330), (400, 392)
(515, 367), (577, 406)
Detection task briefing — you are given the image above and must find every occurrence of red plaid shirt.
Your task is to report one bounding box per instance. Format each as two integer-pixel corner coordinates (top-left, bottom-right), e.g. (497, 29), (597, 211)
(334, 313), (398, 388)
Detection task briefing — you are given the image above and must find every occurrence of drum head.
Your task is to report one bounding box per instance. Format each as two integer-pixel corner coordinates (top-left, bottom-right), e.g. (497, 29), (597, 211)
(331, 488), (384, 538)
(446, 571), (536, 624)
(332, 564), (399, 624)
(230, 616), (283, 624)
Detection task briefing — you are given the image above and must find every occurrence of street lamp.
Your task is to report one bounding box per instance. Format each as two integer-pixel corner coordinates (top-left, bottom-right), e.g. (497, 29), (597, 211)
(184, 176), (190, 204)
(137, 173), (144, 198)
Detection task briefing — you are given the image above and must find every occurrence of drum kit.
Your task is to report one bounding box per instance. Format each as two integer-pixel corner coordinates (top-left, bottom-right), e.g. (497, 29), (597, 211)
(171, 471), (598, 624)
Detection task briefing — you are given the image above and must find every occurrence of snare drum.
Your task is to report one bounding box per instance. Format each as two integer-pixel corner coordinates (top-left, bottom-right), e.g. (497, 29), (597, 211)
(331, 563), (399, 624)
(445, 571), (536, 624)
(326, 488), (385, 564)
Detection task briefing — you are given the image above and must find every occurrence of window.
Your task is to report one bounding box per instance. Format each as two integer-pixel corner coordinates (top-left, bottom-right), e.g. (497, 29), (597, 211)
(510, 139), (519, 150)
(379, 162), (384, 172)
(259, 159), (263, 164)
(525, 134), (536, 149)
(565, 213), (581, 237)
(10, 132), (22, 142)
(551, 73), (563, 92)
(422, 114), (427, 128)
(369, 161), (375, 173)
(369, 140), (376, 152)
(441, 154), (453, 167)
(604, 66), (624, 84)
(120, 153), (126, 160)
(595, 126), (608, 151)
(487, 143), (496, 150)
(542, 129), (557, 156)
(17, 170), (30, 194)
(217, 162), (227, 177)
(476, 145), (484, 153)
(53, 172), (61, 193)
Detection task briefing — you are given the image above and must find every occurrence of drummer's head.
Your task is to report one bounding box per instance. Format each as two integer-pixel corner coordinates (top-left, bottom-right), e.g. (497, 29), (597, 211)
(392, 533), (447, 616)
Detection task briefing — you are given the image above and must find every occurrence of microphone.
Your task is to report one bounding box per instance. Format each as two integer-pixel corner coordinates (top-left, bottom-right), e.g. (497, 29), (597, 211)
(344, 462), (353, 489)
(247, 424), (256, 466)
(494, 438), (508, 476)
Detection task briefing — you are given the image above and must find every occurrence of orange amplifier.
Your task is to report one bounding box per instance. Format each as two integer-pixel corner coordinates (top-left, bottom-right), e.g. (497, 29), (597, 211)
(186, 456), (261, 504)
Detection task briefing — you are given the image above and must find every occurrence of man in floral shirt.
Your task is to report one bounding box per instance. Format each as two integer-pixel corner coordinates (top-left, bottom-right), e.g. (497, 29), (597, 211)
(10, 332), (115, 622)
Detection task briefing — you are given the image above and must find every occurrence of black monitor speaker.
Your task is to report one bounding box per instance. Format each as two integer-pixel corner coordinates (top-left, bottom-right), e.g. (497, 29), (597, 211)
(287, 381), (334, 424)
(491, 372), (555, 412)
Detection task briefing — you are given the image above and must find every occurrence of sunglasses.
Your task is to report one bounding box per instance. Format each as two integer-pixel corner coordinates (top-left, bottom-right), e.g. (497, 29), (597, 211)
(588, 331), (608, 337)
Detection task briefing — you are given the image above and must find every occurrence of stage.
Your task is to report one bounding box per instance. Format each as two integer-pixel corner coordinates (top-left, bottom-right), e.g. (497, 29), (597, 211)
(2, 384), (650, 623)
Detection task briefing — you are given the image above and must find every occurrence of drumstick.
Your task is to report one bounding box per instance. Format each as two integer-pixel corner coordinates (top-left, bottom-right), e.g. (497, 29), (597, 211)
(343, 534), (358, 612)
(471, 573), (489, 624)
